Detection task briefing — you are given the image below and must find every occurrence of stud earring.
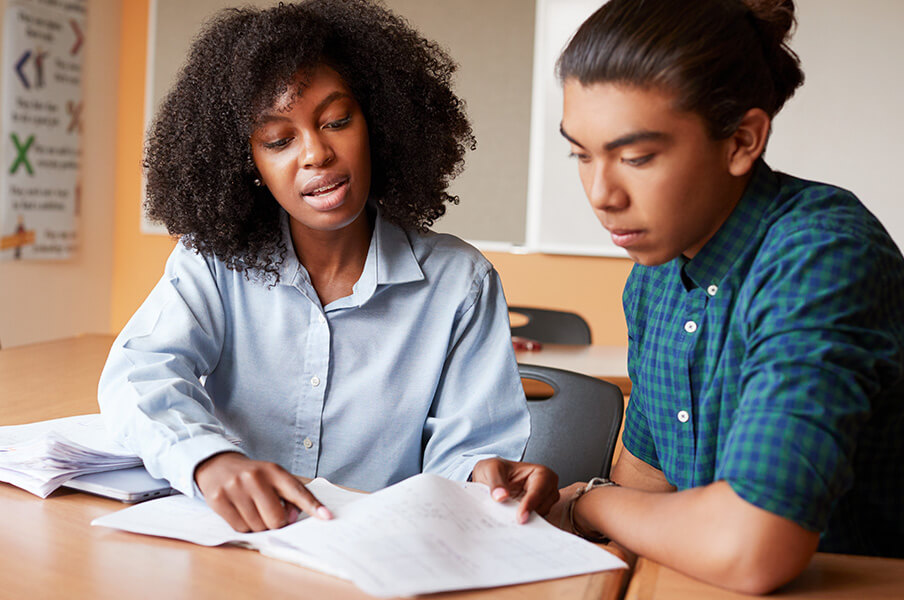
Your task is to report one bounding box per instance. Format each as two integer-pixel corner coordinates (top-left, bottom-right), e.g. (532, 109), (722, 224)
(253, 177), (263, 187)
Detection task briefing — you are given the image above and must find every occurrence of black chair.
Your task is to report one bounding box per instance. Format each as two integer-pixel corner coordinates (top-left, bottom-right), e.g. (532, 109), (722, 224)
(509, 306), (592, 345)
(519, 364), (623, 485)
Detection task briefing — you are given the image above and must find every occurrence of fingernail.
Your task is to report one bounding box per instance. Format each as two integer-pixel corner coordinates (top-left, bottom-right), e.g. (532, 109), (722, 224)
(287, 506), (300, 523)
(492, 487), (508, 501)
(518, 511), (529, 525)
(317, 506), (333, 520)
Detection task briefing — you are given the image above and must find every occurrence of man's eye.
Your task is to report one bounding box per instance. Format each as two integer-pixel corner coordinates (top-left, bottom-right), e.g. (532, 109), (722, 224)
(568, 151), (591, 163)
(622, 154), (653, 167)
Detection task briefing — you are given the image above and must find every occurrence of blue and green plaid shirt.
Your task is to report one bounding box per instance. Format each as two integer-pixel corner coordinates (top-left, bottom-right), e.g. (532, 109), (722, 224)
(622, 160), (904, 557)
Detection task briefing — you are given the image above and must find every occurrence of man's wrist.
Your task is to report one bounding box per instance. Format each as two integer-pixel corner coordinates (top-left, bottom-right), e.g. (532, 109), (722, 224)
(569, 477), (619, 543)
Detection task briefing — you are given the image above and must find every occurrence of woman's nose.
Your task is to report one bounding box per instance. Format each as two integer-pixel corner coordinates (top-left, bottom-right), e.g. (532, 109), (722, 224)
(300, 131), (335, 168)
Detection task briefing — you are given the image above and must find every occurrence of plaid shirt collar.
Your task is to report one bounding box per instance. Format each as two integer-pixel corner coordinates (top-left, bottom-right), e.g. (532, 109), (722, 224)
(680, 159), (780, 291)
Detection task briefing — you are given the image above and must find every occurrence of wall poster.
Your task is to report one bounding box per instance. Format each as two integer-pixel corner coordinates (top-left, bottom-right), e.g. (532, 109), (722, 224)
(0, 0), (86, 261)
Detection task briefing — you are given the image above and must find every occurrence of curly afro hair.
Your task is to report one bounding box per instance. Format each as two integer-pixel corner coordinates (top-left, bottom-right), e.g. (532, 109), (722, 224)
(144, 0), (475, 281)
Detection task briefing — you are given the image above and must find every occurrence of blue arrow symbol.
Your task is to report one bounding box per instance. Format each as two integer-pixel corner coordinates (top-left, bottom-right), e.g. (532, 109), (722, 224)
(15, 50), (31, 89)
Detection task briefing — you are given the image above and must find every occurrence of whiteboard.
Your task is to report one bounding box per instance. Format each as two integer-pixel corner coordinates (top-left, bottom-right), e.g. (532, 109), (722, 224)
(526, 0), (625, 258)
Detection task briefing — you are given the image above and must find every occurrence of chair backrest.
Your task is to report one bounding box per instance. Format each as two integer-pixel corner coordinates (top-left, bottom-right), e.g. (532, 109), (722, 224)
(519, 364), (623, 485)
(509, 306), (592, 345)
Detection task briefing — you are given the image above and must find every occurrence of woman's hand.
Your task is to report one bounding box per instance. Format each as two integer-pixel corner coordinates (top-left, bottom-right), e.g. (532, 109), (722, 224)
(471, 458), (560, 524)
(194, 452), (332, 532)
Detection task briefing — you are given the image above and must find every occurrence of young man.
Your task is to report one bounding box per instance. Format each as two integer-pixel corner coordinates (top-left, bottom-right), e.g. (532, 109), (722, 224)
(548, 0), (904, 593)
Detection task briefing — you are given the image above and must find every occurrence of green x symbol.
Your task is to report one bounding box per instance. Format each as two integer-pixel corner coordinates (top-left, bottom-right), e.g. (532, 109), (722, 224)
(10, 133), (35, 175)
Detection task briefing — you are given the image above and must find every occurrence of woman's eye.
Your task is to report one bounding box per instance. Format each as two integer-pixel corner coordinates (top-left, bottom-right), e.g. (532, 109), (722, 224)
(324, 115), (351, 130)
(262, 137), (292, 150)
(568, 151), (591, 163)
(622, 154), (653, 167)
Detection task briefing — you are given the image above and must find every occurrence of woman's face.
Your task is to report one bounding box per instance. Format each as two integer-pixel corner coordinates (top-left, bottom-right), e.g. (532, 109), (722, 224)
(250, 64), (371, 235)
(561, 80), (741, 266)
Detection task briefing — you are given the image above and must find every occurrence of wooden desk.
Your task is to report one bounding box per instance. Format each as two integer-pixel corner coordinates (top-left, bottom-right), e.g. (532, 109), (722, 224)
(0, 335), (626, 600)
(625, 554), (904, 600)
(515, 344), (631, 395)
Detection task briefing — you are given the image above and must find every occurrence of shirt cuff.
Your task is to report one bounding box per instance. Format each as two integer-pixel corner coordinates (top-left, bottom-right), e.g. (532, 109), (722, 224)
(150, 434), (247, 498)
(442, 454), (498, 483)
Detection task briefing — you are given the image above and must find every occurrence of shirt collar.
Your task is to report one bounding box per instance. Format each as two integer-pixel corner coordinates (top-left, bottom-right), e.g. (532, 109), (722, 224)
(682, 159), (780, 291)
(275, 207), (424, 306)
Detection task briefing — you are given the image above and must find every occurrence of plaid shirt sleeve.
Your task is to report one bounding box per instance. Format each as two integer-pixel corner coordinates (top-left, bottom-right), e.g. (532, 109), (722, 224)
(621, 267), (662, 470)
(716, 209), (904, 531)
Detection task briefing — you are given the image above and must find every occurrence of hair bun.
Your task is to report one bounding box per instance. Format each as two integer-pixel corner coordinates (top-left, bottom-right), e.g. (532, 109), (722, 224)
(742, 0), (803, 110)
(743, 0), (796, 45)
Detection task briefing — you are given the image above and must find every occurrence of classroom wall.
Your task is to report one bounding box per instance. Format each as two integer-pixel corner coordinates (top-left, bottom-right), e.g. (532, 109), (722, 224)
(3, 1), (901, 349)
(0, 0), (121, 348)
(108, 0), (632, 346)
(108, 0), (175, 334)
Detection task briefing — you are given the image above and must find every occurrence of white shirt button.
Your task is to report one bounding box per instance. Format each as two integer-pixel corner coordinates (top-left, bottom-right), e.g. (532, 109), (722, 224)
(684, 320), (698, 333)
(310, 376), (320, 387)
(318, 313), (326, 324)
(707, 284), (719, 296)
(677, 410), (690, 423)
(303, 438), (314, 449)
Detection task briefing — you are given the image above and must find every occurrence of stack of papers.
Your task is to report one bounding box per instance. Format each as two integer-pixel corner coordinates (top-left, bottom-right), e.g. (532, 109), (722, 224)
(94, 473), (627, 597)
(0, 414), (142, 497)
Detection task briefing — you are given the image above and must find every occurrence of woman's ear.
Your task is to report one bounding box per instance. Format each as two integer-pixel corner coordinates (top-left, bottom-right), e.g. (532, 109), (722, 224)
(727, 108), (771, 176)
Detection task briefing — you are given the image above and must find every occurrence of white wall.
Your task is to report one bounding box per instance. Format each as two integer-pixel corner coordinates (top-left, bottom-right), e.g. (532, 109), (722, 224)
(0, 0), (120, 347)
(767, 0), (904, 249)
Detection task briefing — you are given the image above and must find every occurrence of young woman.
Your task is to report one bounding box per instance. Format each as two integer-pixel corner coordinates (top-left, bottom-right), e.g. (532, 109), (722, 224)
(99, 0), (557, 533)
(547, 0), (904, 593)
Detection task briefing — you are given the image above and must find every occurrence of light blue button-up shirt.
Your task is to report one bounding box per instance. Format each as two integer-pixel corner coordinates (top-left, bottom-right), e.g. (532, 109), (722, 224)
(98, 211), (529, 497)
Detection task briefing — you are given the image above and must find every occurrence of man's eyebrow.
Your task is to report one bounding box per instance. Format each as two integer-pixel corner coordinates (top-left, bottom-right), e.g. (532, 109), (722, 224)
(559, 123), (669, 152)
(603, 130), (669, 151)
(559, 123), (584, 148)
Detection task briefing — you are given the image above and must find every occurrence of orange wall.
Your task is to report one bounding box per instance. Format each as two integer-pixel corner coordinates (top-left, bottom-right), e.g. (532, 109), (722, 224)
(487, 252), (631, 346)
(110, 0), (175, 332)
(109, 1), (633, 346)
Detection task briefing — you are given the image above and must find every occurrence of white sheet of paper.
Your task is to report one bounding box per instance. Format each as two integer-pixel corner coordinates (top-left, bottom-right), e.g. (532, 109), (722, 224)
(267, 474), (626, 597)
(0, 414), (133, 456)
(0, 415), (142, 496)
(92, 477), (364, 544)
(94, 473), (626, 597)
(0, 414), (245, 497)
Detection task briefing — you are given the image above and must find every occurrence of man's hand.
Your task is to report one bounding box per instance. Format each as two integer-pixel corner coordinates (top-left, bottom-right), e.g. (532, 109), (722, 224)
(471, 458), (559, 523)
(194, 452), (332, 532)
(545, 481), (585, 532)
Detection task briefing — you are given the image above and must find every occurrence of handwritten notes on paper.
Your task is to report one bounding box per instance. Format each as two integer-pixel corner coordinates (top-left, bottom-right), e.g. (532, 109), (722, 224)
(93, 473), (626, 597)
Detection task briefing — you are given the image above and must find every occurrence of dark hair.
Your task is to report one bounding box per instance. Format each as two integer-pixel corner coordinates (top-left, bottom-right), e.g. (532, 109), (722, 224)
(557, 0), (804, 139)
(144, 0), (475, 281)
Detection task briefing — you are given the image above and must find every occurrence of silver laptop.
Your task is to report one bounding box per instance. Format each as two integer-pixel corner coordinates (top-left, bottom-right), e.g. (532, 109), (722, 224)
(63, 466), (178, 503)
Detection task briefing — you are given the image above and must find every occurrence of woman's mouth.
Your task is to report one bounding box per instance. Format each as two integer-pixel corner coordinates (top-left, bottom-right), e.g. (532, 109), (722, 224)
(301, 176), (350, 211)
